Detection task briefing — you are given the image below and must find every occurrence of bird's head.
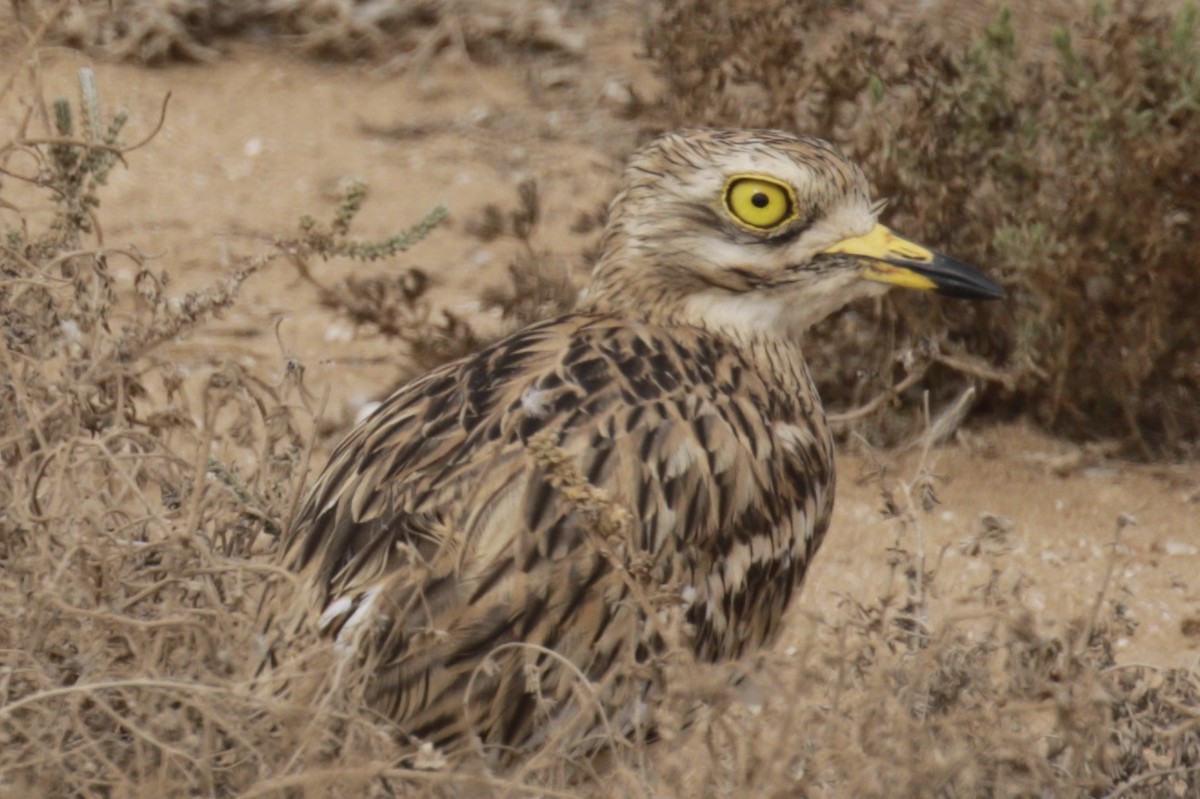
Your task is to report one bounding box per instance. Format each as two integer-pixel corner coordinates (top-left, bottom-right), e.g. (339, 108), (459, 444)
(583, 129), (1004, 338)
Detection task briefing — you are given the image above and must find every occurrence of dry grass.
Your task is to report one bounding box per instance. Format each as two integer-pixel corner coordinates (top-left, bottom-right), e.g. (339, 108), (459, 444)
(1, 22), (1198, 799)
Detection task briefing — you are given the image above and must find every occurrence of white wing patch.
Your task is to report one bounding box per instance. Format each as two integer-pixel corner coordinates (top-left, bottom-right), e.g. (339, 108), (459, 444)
(520, 387), (551, 419)
(317, 595), (353, 631)
(318, 585), (384, 653)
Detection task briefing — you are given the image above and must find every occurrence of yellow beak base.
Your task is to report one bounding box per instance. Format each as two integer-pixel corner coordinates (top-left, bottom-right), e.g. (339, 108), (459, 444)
(818, 223), (1006, 300)
(861, 262), (938, 291)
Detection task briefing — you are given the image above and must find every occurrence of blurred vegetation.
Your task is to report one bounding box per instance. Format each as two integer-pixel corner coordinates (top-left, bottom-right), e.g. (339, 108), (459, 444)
(650, 0), (1200, 458)
(11, 0), (588, 63)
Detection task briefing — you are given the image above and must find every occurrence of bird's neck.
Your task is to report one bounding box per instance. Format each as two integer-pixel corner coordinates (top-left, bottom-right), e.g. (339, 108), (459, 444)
(582, 253), (828, 344)
(581, 263), (816, 397)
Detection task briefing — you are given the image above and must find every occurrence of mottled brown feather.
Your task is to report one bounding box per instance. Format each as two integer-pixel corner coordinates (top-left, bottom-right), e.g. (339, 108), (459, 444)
(259, 128), (997, 761)
(275, 315), (831, 749)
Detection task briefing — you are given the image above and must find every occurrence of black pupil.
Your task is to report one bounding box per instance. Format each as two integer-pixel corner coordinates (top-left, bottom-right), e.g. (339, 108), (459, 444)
(751, 191), (770, 208)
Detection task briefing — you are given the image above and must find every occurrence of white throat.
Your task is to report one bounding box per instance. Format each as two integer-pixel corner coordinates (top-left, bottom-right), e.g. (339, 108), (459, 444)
(680, 274), (889, 340)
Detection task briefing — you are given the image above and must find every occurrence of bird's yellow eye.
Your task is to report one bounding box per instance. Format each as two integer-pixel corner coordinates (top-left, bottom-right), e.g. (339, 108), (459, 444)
(723, 176), (796, 231)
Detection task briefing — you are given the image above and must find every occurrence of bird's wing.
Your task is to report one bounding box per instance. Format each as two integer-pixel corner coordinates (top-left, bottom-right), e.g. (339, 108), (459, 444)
(276, 313), (834, 749)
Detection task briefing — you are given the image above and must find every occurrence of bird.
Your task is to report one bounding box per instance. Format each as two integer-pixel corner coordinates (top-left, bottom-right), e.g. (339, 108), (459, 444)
(260, 128), (1005, 762)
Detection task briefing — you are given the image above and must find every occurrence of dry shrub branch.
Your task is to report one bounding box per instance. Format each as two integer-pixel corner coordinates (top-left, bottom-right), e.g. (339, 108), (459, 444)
(0, 66), (463, 797)
(650, 0), (1200, 458)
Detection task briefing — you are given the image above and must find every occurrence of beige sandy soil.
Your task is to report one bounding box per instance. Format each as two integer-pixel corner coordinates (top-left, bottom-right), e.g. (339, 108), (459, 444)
(4, 27), (1198, 673)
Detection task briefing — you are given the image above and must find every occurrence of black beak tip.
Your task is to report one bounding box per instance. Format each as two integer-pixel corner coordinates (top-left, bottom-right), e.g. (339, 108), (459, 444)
(937, 280), (1007, 301)
(923, 253), (1007, 301)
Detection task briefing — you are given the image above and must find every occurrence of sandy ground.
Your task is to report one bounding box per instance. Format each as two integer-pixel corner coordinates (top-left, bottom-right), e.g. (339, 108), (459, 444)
(4, 21), (1199, 674)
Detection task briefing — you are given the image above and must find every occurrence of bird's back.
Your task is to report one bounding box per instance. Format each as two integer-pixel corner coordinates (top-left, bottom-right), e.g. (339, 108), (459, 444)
(270, 311), (835, 755)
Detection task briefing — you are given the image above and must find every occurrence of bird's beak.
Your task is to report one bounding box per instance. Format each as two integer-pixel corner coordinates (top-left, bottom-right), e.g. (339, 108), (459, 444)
(819, 223), (1006, 300)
